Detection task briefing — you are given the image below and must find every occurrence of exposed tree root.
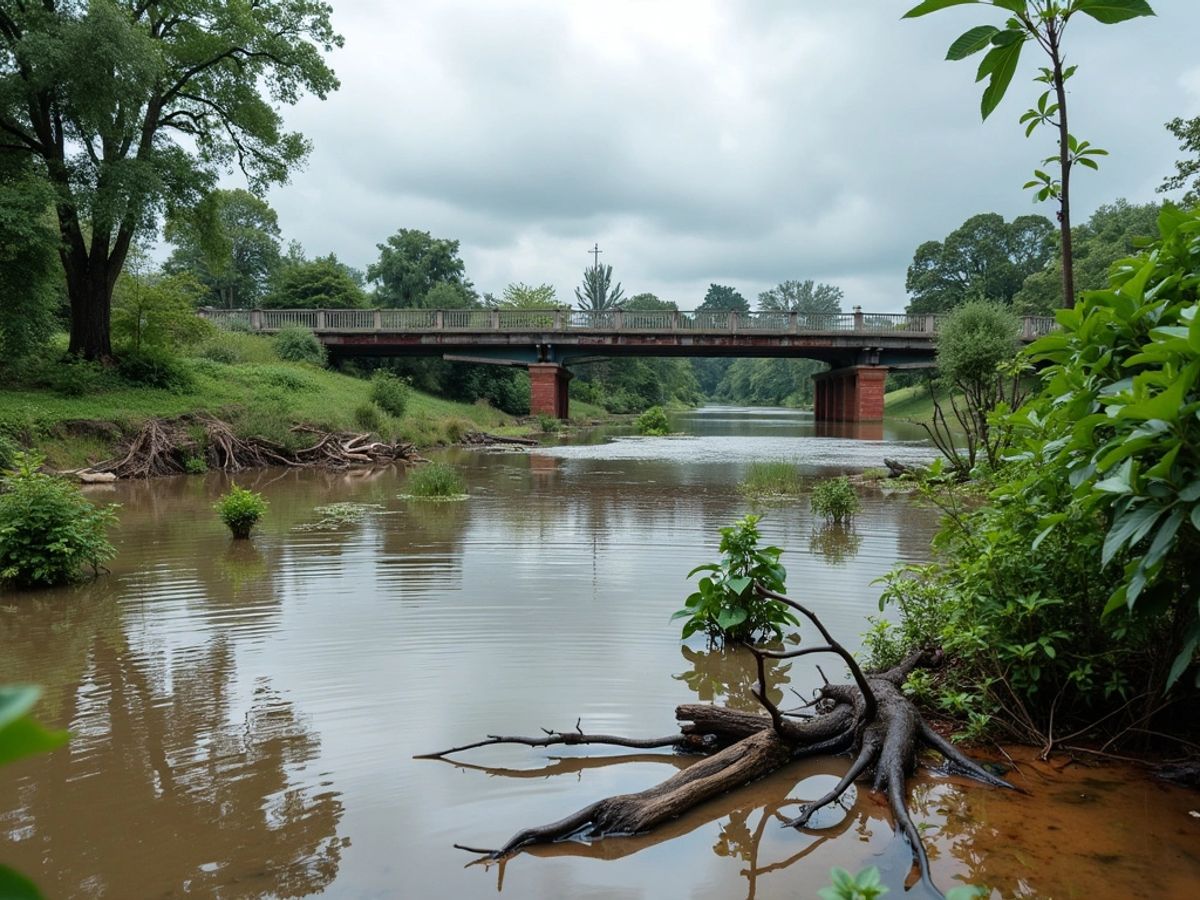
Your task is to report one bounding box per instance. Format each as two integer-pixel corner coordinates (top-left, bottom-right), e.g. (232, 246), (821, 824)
(418, 587), (1017, 897)
(91, 415), (421, 479)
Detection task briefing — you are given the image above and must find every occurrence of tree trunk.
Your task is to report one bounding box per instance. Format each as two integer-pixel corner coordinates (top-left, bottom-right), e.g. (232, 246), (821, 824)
(66, 260), (115, 361)
(1049, 24), (1075, 309)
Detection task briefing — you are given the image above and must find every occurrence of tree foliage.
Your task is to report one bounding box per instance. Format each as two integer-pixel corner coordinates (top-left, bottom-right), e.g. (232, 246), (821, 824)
(0, 157), (60, 362)
(699, 283), (749, 313)
(1160, 114), (1200, 207)
(264, 254), (367, 309)
(575, 264), (624, 311)
(0, 0), (342, 358)
(1013, 199), (1161, 314)
(499, 282), (559, 308)
(367, 229), (473, 308)
(112, 267), (211, 352)
(757, 279), (843, 315)
(904, 0), (1155, 308)
(906, 213), (1054, 313)
(164, 189), (282, 308)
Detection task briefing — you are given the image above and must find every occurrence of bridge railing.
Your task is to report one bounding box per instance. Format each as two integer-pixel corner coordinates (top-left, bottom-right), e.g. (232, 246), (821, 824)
(198, 307), (1055, 339)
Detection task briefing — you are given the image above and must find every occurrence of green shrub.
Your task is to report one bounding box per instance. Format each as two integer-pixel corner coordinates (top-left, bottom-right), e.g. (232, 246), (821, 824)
(184, 456), (207, 475)
(404, 462), (466, 499)
(215, 485), (268, 539)
(354, 402), (382, 433)
(739, 461), (802, 497)
(634, 405), (670, 435)
(0, 452), (118, 589)
(271, 326), (327, 366)
(536, 413), (560, 433)
(242, 364), (319, 392)
(370, 370), (410, 417)
(0, 432), (18, 471)
(193, 331), (277, 365)
(441, 417), (473, 444)
(673, 515), (798, 643)
(117, 347), (195, 392)
(810, 476), (860, 523)
(46, 359), (114, 397)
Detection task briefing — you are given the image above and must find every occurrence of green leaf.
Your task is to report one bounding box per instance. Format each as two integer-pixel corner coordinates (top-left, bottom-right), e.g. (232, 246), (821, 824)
(0, 715), (69, 767)
(1102, 503), (1162, 566)
(727, 575), (752, 596)
(717, 607), (748, 631)
(980, 38), (1024, 120)
(1165, 616), (1200, 689)
(686, 562), (721, 578)
(1072, 0), (1156, 24)
(902, 0), (982, 18)
(0, 866), (43, 900)
(947, 25), (1000, 59)
(0, 686), (39, 731)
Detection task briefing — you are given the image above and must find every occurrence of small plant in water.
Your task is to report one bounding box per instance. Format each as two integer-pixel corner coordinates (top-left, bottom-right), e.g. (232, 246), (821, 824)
(0, 452), (118, 588)
(819, 866), (888, 900)
(739, 460), (802, 497)
(402, 462), (467, 501)
(634, 405), (670, 436)
(811, 476), (860, 524)
(296, 502), (387, 532)
(672, 514), (798, 643)
(184, 455), (207, 475)
(215, 485), (268, 539)
(536, 413), (560, 433)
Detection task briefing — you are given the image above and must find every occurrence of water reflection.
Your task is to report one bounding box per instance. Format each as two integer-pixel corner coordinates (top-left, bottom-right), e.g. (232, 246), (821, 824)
(809, 524), (864, 567)
(675, 645), (794, 710)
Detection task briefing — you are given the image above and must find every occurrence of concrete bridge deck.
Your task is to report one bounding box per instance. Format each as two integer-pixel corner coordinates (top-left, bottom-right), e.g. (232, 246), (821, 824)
(199, 307), (1054, 421)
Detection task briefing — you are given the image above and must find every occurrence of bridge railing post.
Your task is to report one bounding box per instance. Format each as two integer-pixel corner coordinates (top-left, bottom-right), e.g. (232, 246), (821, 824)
(316, 310), (326, 331)
(788, 311), (798, 334)
(554, 308), (563, 330)
(434, 310), (444, 329)
(373, 309), (382, 331)
(250, 309), (262, 331)
(853, 306), (864, 331)
(729, 311), (738, 333)
(490, 308), (500, 330)
(614, 309), (624, 331)
(924, 314), (936, 334)
(671, 310), (680, 331)
(1022, 316), (1035, 340)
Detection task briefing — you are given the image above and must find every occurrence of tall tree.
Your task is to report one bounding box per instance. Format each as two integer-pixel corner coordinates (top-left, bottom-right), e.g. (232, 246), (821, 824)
(500, 282), (559, 308)
(366, 229), (473, 308)
(757, 280), (843, 314)
(264, 254), (367, 310)
(0, 0), (341, 359)
(164, 189), (282, 309)
(0, 156), (60, 360)
(1160, 115), (1200, 207)
(575, 264), (624, 312)
(624, 292), (676, 311)
(905, 213), (1054, 313)
(904, 0), (1155, 308)
(1012, 199), (1160, 313)
(698, 283), (749, 313)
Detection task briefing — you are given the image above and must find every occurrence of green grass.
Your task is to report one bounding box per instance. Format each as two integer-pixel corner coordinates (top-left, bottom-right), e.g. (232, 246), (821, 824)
(402, 461), (467, 500)
(739, 460), (803, 497)
(884, 384), (937, 421)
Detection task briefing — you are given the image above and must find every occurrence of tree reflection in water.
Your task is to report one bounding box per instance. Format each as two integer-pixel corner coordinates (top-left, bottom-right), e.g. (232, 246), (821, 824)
(809, 523), (864, 567)
(675, 644), (794, 711)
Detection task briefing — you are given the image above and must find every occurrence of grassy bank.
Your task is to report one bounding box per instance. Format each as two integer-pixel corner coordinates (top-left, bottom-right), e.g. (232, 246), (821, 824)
(0, 338), (606, 470)
(884, 384), (938, 423)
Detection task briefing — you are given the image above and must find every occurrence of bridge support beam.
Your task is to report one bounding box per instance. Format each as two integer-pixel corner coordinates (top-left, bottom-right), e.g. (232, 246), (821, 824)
(813, 366), (887, 422)
(529, 363), (571, 419)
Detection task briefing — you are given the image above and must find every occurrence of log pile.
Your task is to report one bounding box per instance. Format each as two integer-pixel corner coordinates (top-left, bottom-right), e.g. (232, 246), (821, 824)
(92, 416), (421, 479)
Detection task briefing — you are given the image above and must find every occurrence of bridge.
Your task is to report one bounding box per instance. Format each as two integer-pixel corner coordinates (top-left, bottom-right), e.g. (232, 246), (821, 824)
(199, 307), (1054, 422)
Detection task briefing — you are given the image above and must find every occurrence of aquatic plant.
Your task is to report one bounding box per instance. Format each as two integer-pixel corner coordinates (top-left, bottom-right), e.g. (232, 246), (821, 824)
(215, 485), (268, 539)
(0, 452), (118, 589)
(633, 405), (670, 436)
(402, 462), (466, 500)
(739, 460), (802, 497)
(810, 476), (860, 524)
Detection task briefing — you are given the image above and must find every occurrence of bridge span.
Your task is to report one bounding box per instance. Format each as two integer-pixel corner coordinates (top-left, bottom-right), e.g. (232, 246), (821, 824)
(199, 307), (1054, 422)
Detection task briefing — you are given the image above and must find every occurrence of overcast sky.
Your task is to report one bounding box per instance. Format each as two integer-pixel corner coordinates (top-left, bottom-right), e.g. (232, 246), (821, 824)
(259, 0), (1198, 312)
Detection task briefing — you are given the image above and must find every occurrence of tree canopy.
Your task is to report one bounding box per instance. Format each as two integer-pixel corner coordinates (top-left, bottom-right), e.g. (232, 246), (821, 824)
(575, 264), (624, 311)
(1012, 200), (1161, 314)
(905, 213), (1055, 314)
(0, 0), (342, 358)
(1160, 115), (1200, 207)
(0, 156), (60, 361)
(624, 292), (676, 311)
(366, 229), (473, 308)
(499, 282), (559, 308)
(264, 254), (367, 310)
(164, 189), (282, 309)
(698, 284), (749, 313)
(757, 280), (843, 314)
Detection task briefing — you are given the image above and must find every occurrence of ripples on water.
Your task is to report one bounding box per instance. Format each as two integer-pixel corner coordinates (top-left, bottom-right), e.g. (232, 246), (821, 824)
(1, 407), (1197, 899)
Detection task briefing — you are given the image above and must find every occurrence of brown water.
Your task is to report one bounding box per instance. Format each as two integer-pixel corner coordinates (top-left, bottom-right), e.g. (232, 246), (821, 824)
(1, 407), (1197, 899)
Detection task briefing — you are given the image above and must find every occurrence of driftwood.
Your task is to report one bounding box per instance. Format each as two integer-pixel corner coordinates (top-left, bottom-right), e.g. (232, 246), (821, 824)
(883, 457), (920, 479)
(419, 587), (1016, 898)
(94, 416), (420, 479)
(460, 431), (541, 447)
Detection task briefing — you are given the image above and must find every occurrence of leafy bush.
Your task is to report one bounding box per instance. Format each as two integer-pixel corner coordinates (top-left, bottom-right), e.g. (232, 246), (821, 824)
(403, 462), (466, 499)
(46, 358), (114, 397)
(354, 402), (382, 433)
(370, 370), (410, 417)
(0, 452), (118, 588)
(271, 326), (327, 366)
(242, 364), (319, 392)
(215, 485), (268, 539)
(739, 461), (801, 497)
(634, 405), (670, 435)
(0, 432), (19, 470)
(441, 417), (473, 444)
(193, 332), (277, 365)
(537, 413), (560, 433)
(810, 476), (860, 523)
(184, 456), (207, 475)
(117, 347), (196, 392)
(673, 515), (798, 643)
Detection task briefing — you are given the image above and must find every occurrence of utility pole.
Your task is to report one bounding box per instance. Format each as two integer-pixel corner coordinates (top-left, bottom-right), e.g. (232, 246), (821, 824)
(589, 242), (602, 268)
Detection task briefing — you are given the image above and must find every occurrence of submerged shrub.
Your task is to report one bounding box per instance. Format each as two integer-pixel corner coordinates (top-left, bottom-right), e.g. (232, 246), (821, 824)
(404, 462), (466, 499)
(739, 461), (802, 497)
(0, 452), (118, 589)
(634, 405), (670, 435)
(370, 370), (410, 417)
(215, 485), (268, 539)
(672, 514), (797, 643)
(272, 326), (327, 366)
(810, 476), (860, 523)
